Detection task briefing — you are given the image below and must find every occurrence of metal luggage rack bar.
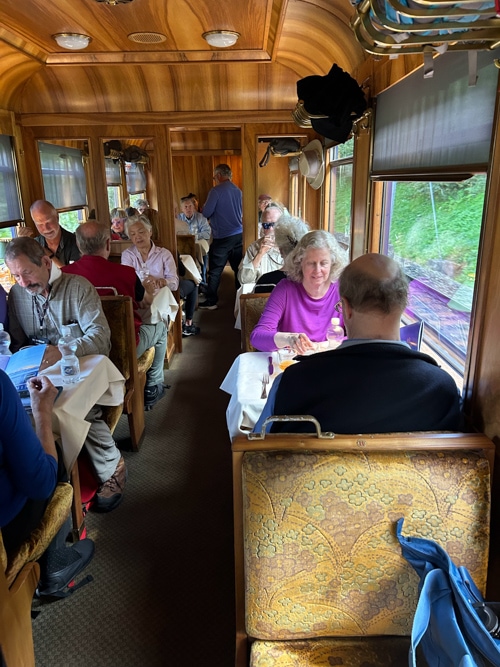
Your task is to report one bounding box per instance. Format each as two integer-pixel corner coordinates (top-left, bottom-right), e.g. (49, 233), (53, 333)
(351, 0), (500, 55)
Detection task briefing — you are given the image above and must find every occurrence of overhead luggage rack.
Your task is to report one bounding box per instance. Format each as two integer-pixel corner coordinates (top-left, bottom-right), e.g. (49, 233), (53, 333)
(351, 0), (500, 56)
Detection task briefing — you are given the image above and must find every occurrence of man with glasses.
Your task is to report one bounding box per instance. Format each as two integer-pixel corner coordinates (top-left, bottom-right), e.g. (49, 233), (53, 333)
(238, 204), (283, 286)
(199, 164), (243, 310)
(255, 253), (461, 434)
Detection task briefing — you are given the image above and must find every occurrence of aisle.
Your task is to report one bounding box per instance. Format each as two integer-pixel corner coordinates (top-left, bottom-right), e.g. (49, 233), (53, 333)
(33, 268), (242, 667)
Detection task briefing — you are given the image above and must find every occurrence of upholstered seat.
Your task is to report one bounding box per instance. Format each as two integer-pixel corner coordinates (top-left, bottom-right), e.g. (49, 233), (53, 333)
(0, 481), (73, 667)
(240, 292), (271, 352)
(232, 431), (494, 666)
(100, 295), (155, 450)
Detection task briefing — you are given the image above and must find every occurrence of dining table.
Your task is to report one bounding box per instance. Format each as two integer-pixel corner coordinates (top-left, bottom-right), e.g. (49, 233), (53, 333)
(39, 354), (125, 535)
(220, 351), (280, 440)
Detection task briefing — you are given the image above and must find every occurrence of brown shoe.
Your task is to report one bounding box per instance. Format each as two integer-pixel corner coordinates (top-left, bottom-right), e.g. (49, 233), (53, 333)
(93, 456), (127, 513)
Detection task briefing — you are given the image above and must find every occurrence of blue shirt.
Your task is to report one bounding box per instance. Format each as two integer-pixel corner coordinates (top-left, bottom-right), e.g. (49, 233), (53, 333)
(0, 370), (58, 527)
(202, 180), (243, 239)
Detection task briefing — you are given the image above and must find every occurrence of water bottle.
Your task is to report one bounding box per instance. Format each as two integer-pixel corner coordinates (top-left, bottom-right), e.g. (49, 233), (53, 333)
(58, 325), (80, 384)
(0, 323), (11, 356)
(327, 317), (344, 349)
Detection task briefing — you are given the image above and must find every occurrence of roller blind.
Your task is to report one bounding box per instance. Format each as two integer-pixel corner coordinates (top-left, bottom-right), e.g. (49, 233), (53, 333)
(105, 158), (122, 186)
(373, 50), (500, 175)
(125, 162), (146, 194)
(39, 142), (87, 209)
(0, 135), (22, 224)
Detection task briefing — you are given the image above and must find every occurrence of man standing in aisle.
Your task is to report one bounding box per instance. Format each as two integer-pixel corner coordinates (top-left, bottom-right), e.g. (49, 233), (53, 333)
(17, 200), (81, 267)
(199, 164), (243, 310)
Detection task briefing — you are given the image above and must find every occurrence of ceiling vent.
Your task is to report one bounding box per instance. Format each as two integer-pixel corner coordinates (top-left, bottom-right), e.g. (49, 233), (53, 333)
(128, 32), (167, 44)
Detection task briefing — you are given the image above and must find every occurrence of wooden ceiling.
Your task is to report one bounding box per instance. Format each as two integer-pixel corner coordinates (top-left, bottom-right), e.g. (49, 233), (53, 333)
(0, 0), (367, 115)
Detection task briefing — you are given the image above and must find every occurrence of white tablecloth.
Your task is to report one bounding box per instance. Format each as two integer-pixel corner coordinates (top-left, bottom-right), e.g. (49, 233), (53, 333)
(40, 354), (125, 473)
(138, 285), (179, 324)
(233, 283), (256, 330)
(180, 254), (202, 285)
(220, 352), (279, 439)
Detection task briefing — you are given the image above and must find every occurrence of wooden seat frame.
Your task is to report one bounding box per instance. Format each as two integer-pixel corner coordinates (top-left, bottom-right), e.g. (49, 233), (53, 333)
(240, 292), (271, 352)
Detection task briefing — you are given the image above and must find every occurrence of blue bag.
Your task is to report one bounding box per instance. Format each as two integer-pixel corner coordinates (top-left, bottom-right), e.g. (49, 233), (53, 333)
(396, 518), (500, 666)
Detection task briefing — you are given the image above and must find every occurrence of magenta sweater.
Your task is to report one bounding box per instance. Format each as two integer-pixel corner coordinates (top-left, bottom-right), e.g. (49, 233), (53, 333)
(250, 278), (343, 351)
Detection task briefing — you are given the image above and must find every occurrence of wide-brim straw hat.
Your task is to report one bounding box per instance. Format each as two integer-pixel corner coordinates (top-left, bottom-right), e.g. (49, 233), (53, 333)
(298, 139), (325, 190)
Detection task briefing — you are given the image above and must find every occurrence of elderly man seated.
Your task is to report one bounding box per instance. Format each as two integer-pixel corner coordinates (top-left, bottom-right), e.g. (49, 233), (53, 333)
(255, 253), (461, 434)
(5, 237), (126, 511)
(16, 200), (81, 268)
(63, 221), (168, 409)
(238, 204), (283, 286)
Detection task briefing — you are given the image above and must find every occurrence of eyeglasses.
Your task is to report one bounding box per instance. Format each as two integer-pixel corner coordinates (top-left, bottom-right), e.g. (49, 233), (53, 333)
(262, 222), (275, 230)
(335, 300), (343, 313)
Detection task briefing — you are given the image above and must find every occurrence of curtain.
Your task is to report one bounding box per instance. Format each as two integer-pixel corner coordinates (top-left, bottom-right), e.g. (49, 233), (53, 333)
(105, 158), (122, 186)
(38, 142), (87, 209)
(0, 135), (22, 224)
(125, 162), (146, 194)
(373, 50), (500, 175)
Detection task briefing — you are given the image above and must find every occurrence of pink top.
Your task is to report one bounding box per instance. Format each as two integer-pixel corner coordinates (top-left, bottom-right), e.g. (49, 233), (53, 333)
(121, 242), (179, 291)
(250, 278), (343, 352)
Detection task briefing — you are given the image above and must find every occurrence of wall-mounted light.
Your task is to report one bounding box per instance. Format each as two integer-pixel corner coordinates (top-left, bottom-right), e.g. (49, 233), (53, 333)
(53, 33), (92, 50)
(202, 30), (239, 48)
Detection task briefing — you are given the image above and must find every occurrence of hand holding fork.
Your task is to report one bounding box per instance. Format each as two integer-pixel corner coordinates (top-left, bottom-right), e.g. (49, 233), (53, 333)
(261, 373), (270, 399)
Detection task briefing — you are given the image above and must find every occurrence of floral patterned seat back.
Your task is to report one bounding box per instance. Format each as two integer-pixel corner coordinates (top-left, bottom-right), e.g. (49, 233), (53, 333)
(242, 447), (491, 647)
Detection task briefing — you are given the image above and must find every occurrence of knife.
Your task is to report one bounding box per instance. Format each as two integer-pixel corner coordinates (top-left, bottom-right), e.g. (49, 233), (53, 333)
(268, 356), (274, 376)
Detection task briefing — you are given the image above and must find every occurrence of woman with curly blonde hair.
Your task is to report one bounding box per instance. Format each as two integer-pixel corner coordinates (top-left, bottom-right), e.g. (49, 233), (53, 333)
(250, 229), (348, 353)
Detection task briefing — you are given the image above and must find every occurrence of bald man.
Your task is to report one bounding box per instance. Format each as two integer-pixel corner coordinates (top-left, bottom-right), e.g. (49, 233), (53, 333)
(25, 200), (80, 267)
(255, 253), (461, 434)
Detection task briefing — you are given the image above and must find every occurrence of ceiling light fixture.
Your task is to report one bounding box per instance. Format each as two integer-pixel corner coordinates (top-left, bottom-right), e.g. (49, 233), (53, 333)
(53, 33), (91, 50)
(202, 30), (239, 48)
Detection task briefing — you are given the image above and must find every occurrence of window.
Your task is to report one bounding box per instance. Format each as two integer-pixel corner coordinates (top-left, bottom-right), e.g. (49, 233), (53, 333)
(326, 138), (354, 253)
(38, 142), (87, 209)
(129, 193), (146, 208)
(58, 209), (87, 233)
(0, 135), (22, 235)
(380, 176), (486, 381)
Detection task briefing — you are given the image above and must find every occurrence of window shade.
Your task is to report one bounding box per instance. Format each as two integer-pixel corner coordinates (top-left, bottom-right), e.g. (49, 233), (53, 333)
(372, 50), (500, 175)
(39, 142), (87, 209)
(0, 135), (22, 224)
(125, 162), (146, 194)
(106, 159), (122, 186)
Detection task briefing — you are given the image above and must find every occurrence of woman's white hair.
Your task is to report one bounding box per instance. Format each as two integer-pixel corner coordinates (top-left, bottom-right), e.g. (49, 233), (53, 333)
(125, 214), (152, 238)
(274, 215), (310, 259)
(284, 229), (348, 283)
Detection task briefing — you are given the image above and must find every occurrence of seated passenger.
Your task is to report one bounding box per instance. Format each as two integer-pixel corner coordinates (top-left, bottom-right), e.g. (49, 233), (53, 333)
(17, 200), (81, 268)
(110, 207), (129, 240)
(254, 215), (310, 293)
(0, 371), (94, 594)
(122, 215), (178, 293)
(177, 195), (211, 281)
(5, 237), (126, 512)
(63, 221), (168, 410)
(238, 204), (283, 286)
(136, 199), (160, 242)
(250, 230), (347, 353)
(255, 253), (462, 434)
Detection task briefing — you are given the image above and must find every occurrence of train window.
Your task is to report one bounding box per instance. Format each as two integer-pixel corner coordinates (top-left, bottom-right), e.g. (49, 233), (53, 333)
(125, 162), (146, 196)
(380, 176), (487, 381)
(58, 209), (87, 233)
(327, 138), (354, 253)
(38, 142), (87, 210)
(129, 193), (146, 208)
(0, 135), (22, 235)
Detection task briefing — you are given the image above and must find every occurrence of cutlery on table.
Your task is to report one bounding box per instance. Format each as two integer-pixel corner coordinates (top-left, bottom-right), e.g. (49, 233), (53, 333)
(261, 373), (270, 399)
(268, 356), (274, 376)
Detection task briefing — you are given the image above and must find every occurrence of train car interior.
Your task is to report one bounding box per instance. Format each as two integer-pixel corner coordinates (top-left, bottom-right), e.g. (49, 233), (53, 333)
(1, 0), (500, 665)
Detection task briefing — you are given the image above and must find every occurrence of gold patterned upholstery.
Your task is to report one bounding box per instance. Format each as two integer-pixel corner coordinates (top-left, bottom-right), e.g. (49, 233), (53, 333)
(4, 482), (73, 587)
(232, 432), (494, 666)
(240, 293), (271, 352)
(100, 295), (155, 450)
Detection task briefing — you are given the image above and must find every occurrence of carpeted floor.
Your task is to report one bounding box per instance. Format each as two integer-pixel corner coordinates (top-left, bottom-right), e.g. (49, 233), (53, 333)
(33, 268), (242, 667)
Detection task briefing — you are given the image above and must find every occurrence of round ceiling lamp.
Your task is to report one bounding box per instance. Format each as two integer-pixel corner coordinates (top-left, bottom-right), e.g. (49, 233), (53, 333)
(202, 30), (240, 48)
(53, 33), (92, 50)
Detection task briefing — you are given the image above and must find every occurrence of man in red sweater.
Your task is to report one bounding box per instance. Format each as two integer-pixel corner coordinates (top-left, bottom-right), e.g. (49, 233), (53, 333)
(62, 220), (168, 409)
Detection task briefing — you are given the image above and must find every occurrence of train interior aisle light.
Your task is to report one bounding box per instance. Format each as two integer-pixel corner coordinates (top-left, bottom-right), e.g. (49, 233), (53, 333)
(202, 31), (239, 48)
(53, 33), (92, 50)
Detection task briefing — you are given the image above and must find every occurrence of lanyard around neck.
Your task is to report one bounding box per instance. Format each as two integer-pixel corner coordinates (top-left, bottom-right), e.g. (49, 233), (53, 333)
(33, 285), (52, 330)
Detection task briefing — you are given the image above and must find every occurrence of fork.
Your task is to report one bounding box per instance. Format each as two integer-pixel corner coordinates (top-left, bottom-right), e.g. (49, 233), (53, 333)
(260, 373), (270, 399)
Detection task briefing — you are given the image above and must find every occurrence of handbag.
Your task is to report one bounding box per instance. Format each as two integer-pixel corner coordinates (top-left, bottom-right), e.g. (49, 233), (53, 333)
(396, 518), (500, 666)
